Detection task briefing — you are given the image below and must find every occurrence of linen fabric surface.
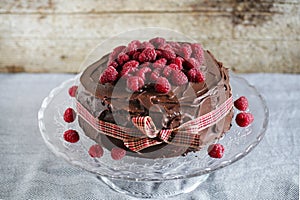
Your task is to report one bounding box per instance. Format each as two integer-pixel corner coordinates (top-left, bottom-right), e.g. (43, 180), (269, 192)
(0, 73), (299, 200)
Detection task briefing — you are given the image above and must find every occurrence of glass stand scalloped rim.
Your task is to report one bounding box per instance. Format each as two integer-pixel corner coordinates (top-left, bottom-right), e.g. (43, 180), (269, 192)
(38, 72), (269, 198)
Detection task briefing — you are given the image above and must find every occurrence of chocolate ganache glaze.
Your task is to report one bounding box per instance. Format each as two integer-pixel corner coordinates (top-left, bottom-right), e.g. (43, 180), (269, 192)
(76, 47), (233, 159)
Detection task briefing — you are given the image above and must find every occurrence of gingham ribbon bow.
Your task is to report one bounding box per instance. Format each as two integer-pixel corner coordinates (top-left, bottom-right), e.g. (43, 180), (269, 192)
(76, 96), (233, 152)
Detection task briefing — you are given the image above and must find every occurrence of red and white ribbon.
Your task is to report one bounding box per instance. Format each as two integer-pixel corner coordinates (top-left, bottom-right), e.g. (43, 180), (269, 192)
(76, 96), (233, 152)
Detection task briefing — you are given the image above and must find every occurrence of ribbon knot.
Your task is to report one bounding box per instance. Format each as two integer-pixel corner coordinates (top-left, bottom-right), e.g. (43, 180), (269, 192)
(131, 116), (174, 142)
(131, 116), (158, 138)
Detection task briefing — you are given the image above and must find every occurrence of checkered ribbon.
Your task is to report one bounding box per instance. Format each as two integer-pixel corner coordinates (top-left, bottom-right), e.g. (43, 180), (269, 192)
(76, 96), (233, 152)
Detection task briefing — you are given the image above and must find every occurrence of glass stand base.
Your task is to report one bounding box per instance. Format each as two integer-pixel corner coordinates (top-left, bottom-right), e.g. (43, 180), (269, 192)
(98, 174), (209, 199)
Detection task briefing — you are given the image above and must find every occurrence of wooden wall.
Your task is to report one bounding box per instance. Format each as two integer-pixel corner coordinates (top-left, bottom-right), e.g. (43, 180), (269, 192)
(0, 0), (299, 73)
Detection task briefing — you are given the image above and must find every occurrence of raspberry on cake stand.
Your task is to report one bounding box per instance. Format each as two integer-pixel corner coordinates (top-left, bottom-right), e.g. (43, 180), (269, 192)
(38, 28), (269, 199)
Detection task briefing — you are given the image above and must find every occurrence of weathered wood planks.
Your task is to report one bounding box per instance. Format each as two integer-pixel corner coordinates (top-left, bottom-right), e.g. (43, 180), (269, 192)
(0, 0), (299, 73)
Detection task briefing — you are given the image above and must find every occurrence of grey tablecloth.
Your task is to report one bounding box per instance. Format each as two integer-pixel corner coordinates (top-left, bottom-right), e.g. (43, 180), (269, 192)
(0, 73), (299, 200)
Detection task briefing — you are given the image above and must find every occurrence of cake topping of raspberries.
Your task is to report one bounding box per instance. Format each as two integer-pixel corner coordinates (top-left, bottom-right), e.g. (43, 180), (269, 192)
(181, 43), (192, 60)
(234, 96), (249, 111)
(171, 71), (188, 86)
(185, 58), (200, 69)
(155, 77), (171, 93)
(139, 48), (157, 63)
(120, 66), (136, 78)
(155, 49), (163, 58)
(89, 144), (104, 158)
(108, 45), (126, 66)
(136, 67), (152, 81)
(117, 52), (130, 65)
(168, 41), (181, 52)
(132, 51), (141, 61)
(162, 65), (175, 77)
(63, 108), (76, 123)
(113, 45), (126, 55)
(153, 58), (167, 69)
(141, 41), (155, 49)
(158, 43), (172, 50)
(100, 66), (119, 84)
(68, 85), (78, 97)
(187, 68), (205, 83)
(120, 60), (140, 78)
(127, 76), (144, 91)
(150, 69), (161, 82)
(63, 130), (80, 143)
(160, 48), (176, 61)
(149, 37), (166, 48)
(235, 112), (254, 127)
(191, 43), (204, 66)
(124, 60), (139, 68)
(168, 63), (181, 71)
(109, 61), (118, 68)
(100, 38), (206, 91)
(173, 57), (184, 70)
(208, 143), (224, 158)
(111, 147), (126, 160)
(127, 40), (141, 55)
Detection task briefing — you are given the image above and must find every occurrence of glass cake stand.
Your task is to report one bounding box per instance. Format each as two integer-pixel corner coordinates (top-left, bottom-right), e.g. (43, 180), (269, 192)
(38, 73), (269, 198)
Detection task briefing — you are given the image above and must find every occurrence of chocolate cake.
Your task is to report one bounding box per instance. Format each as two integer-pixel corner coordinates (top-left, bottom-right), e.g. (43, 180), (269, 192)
(76, 38), (234, 159)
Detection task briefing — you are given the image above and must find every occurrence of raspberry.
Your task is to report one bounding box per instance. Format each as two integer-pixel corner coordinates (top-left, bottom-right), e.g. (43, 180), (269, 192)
(117, 52), (130, 65)
(149, 37), (166, 48)
(171, 71), (188, 86)
(120, 66), (136, 78)
(132, 51), (141, 61)
(136, 67), (152, 80)
(99, 66), (119, 84)
(185, 58), (200, 69)
(153, 58), (167, 69)
(235, 112), (254, 127)
(162, 66), (174, 77)
(181, 43), (192, 60)
(168, 41), (181, 50)
(168, 63), (181, 71)
(120, 60), (139, 78)
(108, 61), (118, 68)
(187, 68), (205, 83)
(162, 64), (180, 77)
(191, 43), (204, 65)
(155, 77), (171, 93)
(126, 40), (141, 55)
(63, 129), (80, 143)
(63, 108), (76, 123)
(158, 43), (172, 50)
(120, 67), (136, 78)
(155, 50), (163, 58)
(141, 41), (155, 49)
(127, 76), (144, 91)
(173, 57), (184, 70)
(161, 48), (176, 61)
(108, 45), (126, 65)
(150, 70), (161, 82)
(123, 60), (139, 70)
(68, 85), (78, 97)
(140, 62), (151, 68)
(234, 96), (248, 111)
(113, 45), (127, 55)
(88, 144), (104, 158)
(208, 144), (224, 158)
(139, 48), (157, 63)
(111, 147), (126, 160)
